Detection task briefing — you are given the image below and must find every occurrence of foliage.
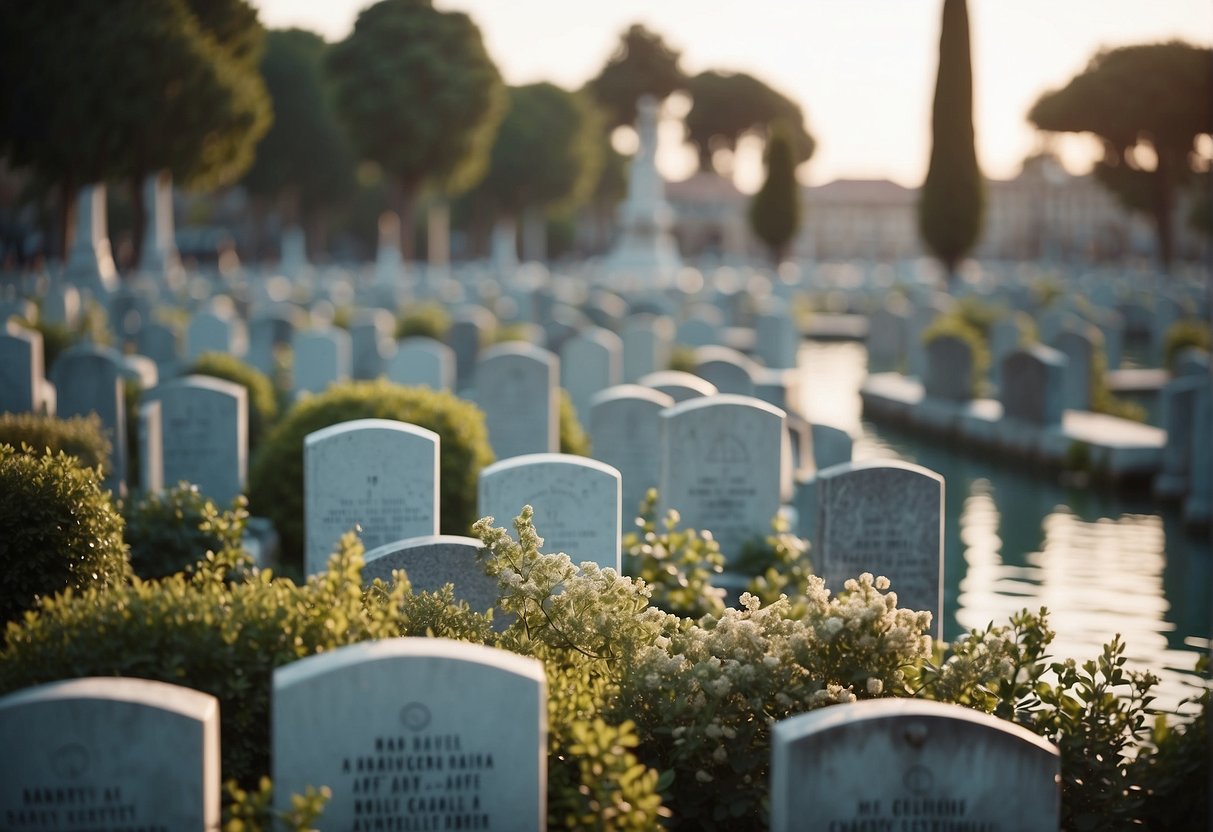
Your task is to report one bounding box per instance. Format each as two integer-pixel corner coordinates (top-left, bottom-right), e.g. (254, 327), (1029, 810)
(395, 302), (451, 340)
(247, 380), (494, 568)
(242, 28), (356, 224)
(1163, 319), (1211, 370)
(1029, 41), (1213, 269)
(622, 491), (726, 619)
(190, 351), (279, 453)
(735, 514), (812, 609)
(0, 412), (109, 472)
(223, 777), (330, 832)
(0, 445), (129, 625)
(587, 24), (686, 128)
(684, 71), (814, 174)
(562, 718), (673, 830)
(1090, 346), (1147, 423)
(558, 388), (591, 456)
(918, 0), (984, 276)
(748, 120), (803, 263)
(123, 483), (249, 579)
(327, 0), (506, 257)
(474, 83), (604, 218)
(1131, 667), (1210, 831)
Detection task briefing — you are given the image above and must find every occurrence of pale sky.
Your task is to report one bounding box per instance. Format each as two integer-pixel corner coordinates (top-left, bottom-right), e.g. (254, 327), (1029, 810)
(257, 0), (1211, 190)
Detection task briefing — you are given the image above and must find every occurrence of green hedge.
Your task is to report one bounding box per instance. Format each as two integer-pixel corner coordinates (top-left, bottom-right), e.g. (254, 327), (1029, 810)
(247, 380), (494, 570)
(123, 483), (249, 579)
(0, 444), (129, 624)
(0, 412), (110, 472)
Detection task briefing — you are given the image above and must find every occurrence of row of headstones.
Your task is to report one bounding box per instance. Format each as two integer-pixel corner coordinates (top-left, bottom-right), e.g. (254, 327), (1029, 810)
(0, 646), (1061, 831)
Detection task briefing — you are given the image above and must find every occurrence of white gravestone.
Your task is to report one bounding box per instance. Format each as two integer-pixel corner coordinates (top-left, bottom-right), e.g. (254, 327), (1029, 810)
(770, 699), (1060, 832)
(560, 327), (622, 426)
(636, 370), (718, 403)
(305, 419), (440, 576)
(143, 375), (248, 505)
(1000, 345), (1067, 425)
(474, 343), (559, 460)
(478, 453), (622, 571)
(362, 535), (499, 617)
(0, 677), (220, 831)
(620, 314), (674, 383)
(273, 639), (546, 831)
(0, 323), (43, 414)
(658, 395), (786, 561)
(49, 344), (127, 492)
(387, 337), (456, 391)
(186, 310), (246, 365)
(816, 460), (944, 640)
(589, 385), (674, 520)
(693, 345), (757, 396)
(293, 328), (352, 398)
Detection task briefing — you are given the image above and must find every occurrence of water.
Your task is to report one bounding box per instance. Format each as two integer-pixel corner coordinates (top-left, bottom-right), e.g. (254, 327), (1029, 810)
(798, 340), (1212, 715)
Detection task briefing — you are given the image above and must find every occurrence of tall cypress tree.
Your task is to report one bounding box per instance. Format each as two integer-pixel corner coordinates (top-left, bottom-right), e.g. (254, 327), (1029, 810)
(749, 121), (802, 264)
(918, 0), (983, 279)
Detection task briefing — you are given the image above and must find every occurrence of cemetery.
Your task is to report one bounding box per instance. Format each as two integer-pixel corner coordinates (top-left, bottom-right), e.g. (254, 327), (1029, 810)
(1, 1), (1211, 830)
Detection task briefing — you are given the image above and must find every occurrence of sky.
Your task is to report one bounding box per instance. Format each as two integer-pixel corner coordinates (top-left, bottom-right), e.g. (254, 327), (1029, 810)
(257, 0), (1211, 190)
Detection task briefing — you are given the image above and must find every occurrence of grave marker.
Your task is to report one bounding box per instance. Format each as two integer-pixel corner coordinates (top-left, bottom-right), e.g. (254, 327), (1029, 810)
(589, 385), (675, 519)
(144, 375), (248, 504)
(474, 343), (559, 460)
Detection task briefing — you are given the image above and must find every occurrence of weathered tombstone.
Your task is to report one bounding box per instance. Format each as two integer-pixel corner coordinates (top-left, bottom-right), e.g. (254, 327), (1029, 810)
(387, 336), (456, 391)
(1000, 346), (1067, 425)
(363, 535), (498, 614)
(1051, 325), (1102, 412)
(753, 301), (800, 369)
(49, 344), (127, 492)
(620, 314), (674, 383)
(636, 370), (718, 403)
(293, 327), (352, 398)
(478, 453), (622, 571)
(693, 345), (757, 396)
(143, 375), (248, 504)
(589, 385), (675, 519)
(186, 309), (245, 365)
(560, 327), (622, 426)
(0, 677), (220, 830)
(0, 323), (42, 413)
(923, 335), (974, 401)
(305, 419), (440, 576)
(769, 699), (1060, 832)
(273, 639), (546, 830)
(474, 343), (559, 460)
(137, 321), (181, 380)
(658, 395), (786, 561)
(867, 299), (910, 371)
(815, 460), (944, 638)
(446, 306), (494, 389)
(350, 309), (395, 380)
(810, 422), (853, 471)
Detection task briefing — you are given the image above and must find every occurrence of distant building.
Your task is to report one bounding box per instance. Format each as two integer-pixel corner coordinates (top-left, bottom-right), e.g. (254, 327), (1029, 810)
(797, 178), (919, 261)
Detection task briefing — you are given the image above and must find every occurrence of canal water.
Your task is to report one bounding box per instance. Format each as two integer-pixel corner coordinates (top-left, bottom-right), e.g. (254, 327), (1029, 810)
(797, 340), (1211, 715)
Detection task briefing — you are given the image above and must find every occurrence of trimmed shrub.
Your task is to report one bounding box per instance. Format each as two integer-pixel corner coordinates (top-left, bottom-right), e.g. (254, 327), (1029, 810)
(190, 351), (280, 453)
(123, 483), (249, 579)
(1163, 319), (1211, 371)
(247, 380), (494, 568)
(922, 312), (990, 395)
(0, 412), (110, 472)
(558, 388), (590, 456)
(0, 444), (129, 624)
(396, 302), (451, 340)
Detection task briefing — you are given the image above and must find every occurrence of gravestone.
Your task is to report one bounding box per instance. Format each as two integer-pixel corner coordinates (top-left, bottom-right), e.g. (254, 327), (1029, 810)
(1051, 325), (1102, 412)
(293, 327), (352, 398)
(906, 296), (952, 378)
(924, 335), (974, 401)
(815, 460), (944, 638)
(0, 677), (220, 831)
(769, 699), (1060, 832)
(560, 327), (622, 425)
(589, 385), (675, 519)
(186, 309), (245, 364)
(478, 453), (622, 571)
(1000, 346), (1066, 426)
(753, 301), (800, 369)
(659, 395), (786, 561)
(49, 344), (127, 492)
(350, 309), (395, 380)
(474, 343), (559, 460)
(1154, 375), (1205, 499)
(811, 422), (853, 471)
(138, 399), (164, 493)
(675, 313), (724, 349)
(305, 419), (440, 576)
(387, 337), (456, 391)
(637, 370), (718, 403)
(362, 535), (498, 615)
(0, 323), (42, 413)
(137, 321), (180, 380)
(693, 345), (757, 396)
(63, 184), (118, 298)
(447, 307), (495, 389)
(988, 316), (1024, 391)
(143, 375), (248, 504)
(273, 639), (545, 830)
(866, 299), (910, 371)
(620, 314), (674, 383)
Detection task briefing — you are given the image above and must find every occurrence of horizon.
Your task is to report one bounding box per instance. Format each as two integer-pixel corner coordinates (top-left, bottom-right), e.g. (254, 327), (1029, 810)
(257, 0), (1212, 192)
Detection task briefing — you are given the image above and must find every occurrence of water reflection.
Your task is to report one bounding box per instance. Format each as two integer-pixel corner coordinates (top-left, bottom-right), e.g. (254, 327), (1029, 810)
(798, 340), (1211, 714)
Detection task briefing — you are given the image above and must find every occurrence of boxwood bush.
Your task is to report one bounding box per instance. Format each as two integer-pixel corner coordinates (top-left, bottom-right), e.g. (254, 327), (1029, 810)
(0, 412), (110, 472)
(190, 351), (280, 454)
(0, 444), (129, 624)
(247, 380), (494, 569)
(123, 483), (249, 579)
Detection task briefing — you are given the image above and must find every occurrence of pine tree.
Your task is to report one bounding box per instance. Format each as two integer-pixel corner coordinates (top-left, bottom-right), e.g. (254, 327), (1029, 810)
(919, 0), (984, 279)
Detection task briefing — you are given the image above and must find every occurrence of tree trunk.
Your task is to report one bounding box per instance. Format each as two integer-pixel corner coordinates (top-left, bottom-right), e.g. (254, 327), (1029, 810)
(129, 174), (147, 272)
